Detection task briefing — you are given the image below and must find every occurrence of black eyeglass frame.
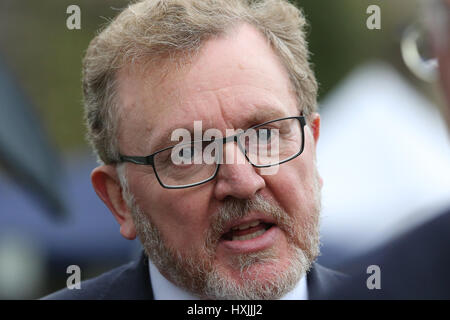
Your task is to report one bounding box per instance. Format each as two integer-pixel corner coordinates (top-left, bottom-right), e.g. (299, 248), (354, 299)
(119, 116), (306, 189)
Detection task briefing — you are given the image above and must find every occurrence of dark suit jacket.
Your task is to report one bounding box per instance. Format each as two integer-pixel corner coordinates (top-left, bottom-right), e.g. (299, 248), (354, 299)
(323, 208), (450, 299)
(42, 252), (346, 300)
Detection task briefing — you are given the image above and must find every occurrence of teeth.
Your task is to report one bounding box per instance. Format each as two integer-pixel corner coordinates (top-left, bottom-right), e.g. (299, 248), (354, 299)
(232, 228), (266, 241)
(231, 220), (261, 231)
(249, 221), (260, 227)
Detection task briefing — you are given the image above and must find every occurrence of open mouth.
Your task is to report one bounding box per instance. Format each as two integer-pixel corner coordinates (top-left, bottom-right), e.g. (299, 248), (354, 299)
(221, 220), (276, 242)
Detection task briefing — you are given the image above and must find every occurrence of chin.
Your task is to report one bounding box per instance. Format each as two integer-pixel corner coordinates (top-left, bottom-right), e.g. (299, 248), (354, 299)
(229, 259), (292, 282)
(203, 245), (305, 299)
(205, 257), (304, 300)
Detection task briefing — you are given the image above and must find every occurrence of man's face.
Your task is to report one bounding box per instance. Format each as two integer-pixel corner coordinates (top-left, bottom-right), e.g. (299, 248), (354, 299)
(115, 24), (322, 299)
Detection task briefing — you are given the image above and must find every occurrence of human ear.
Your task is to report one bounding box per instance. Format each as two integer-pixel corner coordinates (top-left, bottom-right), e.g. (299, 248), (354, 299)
(91, 165), (137, 240)
(309, 112), (320, 144)
(308, 113), (323, 188)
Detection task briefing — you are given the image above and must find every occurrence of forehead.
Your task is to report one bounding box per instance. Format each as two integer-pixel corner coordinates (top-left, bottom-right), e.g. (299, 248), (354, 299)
(116, 23), (298, 155)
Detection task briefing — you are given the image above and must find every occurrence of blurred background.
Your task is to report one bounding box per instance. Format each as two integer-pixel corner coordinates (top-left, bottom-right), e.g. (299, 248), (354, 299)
(0, 0), (449, 299)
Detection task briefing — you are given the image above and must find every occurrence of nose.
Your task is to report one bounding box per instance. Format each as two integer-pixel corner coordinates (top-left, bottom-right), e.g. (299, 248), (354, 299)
(213, 141), (266, 201)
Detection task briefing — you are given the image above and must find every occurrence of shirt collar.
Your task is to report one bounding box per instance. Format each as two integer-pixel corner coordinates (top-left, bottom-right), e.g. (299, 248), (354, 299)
(148, 259), (308, 300)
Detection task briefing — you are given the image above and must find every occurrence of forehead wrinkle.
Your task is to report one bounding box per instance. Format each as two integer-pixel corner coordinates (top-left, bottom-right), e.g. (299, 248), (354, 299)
(135, 79), (195, 154)
(120, 82), (294, 156)
(146, 102), (214, 153)
(149, 91), (292, 151)
(216, 90), (293, 128)
(117, 52), (199, 149)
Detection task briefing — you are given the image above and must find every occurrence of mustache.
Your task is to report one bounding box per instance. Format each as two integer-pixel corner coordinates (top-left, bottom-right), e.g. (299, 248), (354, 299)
(205, 194), (296, 249)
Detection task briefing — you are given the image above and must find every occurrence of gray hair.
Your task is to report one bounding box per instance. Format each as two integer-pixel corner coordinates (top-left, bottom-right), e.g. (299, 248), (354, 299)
(83, 0), (318, 164)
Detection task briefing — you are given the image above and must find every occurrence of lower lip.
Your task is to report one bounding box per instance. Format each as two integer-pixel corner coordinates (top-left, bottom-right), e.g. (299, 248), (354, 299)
(218, 225), (280, 254)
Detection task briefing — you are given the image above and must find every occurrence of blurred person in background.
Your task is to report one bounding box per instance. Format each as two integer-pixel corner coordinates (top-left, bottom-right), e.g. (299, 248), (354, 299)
(43, 0), (347, 300)
(323, 0), (450, 299)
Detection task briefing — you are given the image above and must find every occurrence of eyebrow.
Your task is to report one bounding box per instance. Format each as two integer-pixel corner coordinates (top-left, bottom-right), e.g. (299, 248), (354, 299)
(245, 107), (288, 127)
(149, 124), (203, 153)
(148, 106), (289, 153)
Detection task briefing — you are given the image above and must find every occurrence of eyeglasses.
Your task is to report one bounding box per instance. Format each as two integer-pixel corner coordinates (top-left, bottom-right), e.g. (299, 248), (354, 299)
(119, 116), (306, 189)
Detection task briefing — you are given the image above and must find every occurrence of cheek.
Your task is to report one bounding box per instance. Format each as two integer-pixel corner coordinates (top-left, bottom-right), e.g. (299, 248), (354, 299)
(264, 137), (319, 217)
(129, 172), (213, 249)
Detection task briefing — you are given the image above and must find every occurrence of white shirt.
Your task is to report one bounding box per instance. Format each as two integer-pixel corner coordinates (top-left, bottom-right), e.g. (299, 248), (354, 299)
(149, 259), (308, 300)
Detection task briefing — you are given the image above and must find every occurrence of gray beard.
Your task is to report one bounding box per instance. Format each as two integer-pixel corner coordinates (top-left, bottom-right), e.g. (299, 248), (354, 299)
(119, 168), (321, 300)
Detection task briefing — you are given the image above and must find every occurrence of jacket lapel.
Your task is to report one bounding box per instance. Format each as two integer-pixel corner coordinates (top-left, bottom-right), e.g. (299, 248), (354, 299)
(101, 251), (154, 299)
(307, 262), (349, 299)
